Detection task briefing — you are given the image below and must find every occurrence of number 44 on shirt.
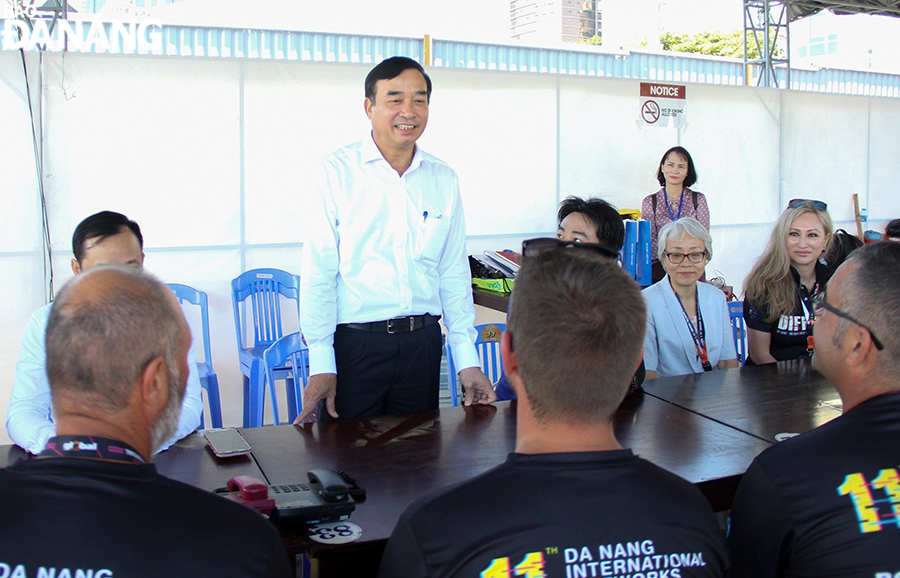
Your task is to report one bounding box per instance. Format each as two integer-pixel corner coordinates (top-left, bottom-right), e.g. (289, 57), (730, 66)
(482, 552), (546, 578)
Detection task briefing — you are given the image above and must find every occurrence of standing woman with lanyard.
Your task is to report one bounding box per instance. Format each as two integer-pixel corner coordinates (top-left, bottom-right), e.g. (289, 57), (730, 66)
(642, 146), (711, 283)
(642, 218), (738, 379)
(743, 200), (836, 365)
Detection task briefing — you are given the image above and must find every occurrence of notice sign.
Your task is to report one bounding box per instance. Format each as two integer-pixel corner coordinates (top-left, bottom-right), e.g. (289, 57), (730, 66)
(639, 83), (686, 127)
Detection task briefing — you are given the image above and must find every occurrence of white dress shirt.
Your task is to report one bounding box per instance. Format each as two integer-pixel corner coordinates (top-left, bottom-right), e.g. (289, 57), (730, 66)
(300, 134), (480, 376)
(6, 302), (204, 454)
(642, 278), (737, 377)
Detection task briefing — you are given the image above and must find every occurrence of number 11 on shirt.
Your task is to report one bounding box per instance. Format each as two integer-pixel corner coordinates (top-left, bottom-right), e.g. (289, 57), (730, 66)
(838, 468), (900, 533)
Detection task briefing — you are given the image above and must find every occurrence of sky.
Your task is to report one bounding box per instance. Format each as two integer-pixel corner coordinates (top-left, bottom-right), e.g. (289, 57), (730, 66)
(140, 0), (744, 44)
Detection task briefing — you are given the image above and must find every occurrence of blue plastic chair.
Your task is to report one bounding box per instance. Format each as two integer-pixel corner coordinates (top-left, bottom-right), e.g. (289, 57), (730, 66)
(446, 323), (506, 407)
(262, 332), (310, 426)
(728, 301), (747, 366)
(231, 268), (301, 427)
(166, 283), (223, 429)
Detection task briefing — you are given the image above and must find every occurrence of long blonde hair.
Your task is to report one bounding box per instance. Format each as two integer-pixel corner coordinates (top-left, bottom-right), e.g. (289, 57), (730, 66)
(744, 204), (835, 323)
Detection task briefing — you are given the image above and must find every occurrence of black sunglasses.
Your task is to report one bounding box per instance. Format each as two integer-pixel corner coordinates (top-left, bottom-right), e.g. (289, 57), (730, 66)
(521, 237), (619, 260)
(811, 291), (884, 351)
(788, 199), (828, 211)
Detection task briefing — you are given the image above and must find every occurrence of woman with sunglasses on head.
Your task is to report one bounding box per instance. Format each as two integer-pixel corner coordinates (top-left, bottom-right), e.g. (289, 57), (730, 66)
(643, 218), (738, 379)
(743, 200), (835, 365)
(642, 146), (711, 283)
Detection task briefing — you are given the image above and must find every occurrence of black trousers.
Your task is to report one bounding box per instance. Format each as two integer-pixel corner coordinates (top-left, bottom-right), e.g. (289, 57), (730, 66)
(322, 322), (443, 420)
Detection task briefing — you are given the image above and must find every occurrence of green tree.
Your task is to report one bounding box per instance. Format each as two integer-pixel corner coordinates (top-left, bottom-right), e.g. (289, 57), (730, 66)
(659, 30), (783, 59)
(576, 34), (602, 46)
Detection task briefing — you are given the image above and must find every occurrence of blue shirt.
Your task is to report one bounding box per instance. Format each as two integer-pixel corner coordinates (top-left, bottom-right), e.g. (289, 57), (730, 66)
(642, 279), (737, 377)
(6, 302), (204, 454)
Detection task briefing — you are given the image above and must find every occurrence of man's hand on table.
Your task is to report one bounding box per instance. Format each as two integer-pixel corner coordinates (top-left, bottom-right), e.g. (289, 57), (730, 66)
(294, 373), (338, 424)
(459, 367), (497, 406)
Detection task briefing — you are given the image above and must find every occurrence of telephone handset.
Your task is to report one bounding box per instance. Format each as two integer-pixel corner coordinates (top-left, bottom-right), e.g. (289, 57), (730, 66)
(221, 469), (357, 527)
(308, 468), (350, 503)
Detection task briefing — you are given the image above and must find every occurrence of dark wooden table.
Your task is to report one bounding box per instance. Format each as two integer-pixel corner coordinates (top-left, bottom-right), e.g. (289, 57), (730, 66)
(642, 357), (842, 443)
(472, 287), (510, 313)
(241, 393), (771, 577)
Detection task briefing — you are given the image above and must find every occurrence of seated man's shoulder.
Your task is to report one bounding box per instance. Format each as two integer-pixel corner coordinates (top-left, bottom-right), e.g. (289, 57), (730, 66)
(408, 452), (714, 521)
(387, 453), (726, 578)
(21, 302), (53, 338)
(0, 461), (288, 577)
(730, 396), (900, 576)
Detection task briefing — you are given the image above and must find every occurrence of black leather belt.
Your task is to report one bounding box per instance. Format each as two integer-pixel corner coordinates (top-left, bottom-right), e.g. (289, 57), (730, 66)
(339, 314), (440, 334)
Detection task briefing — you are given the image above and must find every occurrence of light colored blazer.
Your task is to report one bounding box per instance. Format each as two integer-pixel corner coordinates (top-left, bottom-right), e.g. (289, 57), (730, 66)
(642, 278), (737, 377)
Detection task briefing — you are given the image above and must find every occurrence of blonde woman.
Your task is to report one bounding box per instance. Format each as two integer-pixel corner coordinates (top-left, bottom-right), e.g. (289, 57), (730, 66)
(743, 200), (835, 364)
(643, 218), (737, 379)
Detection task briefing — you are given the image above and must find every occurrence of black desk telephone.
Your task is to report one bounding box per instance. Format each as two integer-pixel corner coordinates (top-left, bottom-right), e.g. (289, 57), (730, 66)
(219, 469), (361, 527)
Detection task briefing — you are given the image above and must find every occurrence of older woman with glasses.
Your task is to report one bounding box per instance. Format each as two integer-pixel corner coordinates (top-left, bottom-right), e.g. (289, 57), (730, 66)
(743, 200), (835, 364)
(643, 218), (738, 379)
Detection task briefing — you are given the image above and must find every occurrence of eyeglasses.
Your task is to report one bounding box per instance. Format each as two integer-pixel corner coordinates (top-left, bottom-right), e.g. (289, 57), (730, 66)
(521, 237), (619, 260)
(788, 199), (828, 211)
(811, 291), (884, 351)
(665, 251), (708, 264)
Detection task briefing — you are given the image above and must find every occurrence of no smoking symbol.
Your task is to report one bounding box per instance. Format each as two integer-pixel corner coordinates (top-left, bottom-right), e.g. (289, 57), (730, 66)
(642, 100), (660, 124)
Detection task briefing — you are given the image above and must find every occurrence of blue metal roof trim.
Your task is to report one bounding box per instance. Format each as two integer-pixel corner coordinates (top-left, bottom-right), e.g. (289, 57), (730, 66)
(0, 21), (422, 62)
(3, 21), (899, 97)
(785, 67), (900, 97)
(431, 39), (745, 86)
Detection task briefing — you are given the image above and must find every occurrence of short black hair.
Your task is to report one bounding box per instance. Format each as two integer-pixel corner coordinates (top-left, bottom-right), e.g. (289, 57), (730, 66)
(72, 211), (143, 263)
(886, 218), (900, 238)
(656, 146), (698, 188)
(365, 56), (432, 103)
(557, 196), (625, 251)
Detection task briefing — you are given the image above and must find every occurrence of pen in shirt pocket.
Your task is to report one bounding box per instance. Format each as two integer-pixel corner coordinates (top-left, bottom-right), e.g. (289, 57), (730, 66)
(422, 211), (443, 222)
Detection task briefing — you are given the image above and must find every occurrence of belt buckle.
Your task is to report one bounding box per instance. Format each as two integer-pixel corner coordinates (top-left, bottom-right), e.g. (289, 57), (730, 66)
(387, 317), (414, 334)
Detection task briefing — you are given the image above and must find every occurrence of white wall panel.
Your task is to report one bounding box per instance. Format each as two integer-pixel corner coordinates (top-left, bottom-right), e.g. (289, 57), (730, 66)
(41, 53), (242, 249)
(782, 91), (870, 225)
(425, 69), (558, 237)
(0, 53), (43, 253)
(867, 98), (900, 224)
(243, 62), (371, 246)
(681, 85), (782, 227)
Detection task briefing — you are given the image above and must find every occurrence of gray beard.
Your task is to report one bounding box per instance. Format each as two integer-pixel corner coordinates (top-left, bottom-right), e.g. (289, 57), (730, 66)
(149, 359), (186, 455)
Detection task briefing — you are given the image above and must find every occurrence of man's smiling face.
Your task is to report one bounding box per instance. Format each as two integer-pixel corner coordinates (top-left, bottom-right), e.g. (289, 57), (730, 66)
(365, 68), (429, 158)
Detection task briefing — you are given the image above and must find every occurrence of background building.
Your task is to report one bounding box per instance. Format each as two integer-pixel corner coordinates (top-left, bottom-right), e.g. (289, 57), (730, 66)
(511, 0), (601, 45)
(791, 10), (900, 74)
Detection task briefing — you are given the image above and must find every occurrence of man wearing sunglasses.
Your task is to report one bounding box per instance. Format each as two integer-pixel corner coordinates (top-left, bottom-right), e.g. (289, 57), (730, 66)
(728, 241), (900, 577)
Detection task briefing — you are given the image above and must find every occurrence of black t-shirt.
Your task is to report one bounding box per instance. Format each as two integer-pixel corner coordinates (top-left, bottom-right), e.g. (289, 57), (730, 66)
(744, 262), (832, 363)
(378, 450), (727, 578)
(728, 392), (900, 578)
(0, 457), (291, 578)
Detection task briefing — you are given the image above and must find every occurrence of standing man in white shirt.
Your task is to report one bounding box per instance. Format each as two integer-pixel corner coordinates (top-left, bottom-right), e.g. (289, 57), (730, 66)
(6, 210), (203, 453)
(297, 57), (495, 422)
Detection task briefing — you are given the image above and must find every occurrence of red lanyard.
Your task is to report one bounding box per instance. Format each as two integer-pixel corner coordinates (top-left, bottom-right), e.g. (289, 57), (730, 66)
(674, 286), (713, 372)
